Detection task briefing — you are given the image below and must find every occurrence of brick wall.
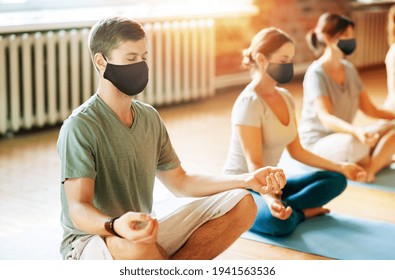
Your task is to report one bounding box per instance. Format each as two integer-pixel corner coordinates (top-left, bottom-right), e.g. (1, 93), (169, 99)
(215, 0), (349, 76)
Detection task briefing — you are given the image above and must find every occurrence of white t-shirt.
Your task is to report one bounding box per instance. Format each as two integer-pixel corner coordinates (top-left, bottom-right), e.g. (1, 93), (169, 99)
(298, 59), (364, 148)
(223, 84), (297, 174)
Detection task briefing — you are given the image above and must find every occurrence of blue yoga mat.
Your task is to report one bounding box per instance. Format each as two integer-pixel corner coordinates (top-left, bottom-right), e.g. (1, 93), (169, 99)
(242, 212), (395, 260)
(278, 151), (395, 193)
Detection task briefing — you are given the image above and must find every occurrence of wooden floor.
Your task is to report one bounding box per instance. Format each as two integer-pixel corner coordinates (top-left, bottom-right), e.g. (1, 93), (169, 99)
(0, 66), (394, 260)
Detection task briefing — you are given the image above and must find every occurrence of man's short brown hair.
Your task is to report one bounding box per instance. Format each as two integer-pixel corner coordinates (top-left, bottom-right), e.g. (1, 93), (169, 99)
(88, 16), (146, 62)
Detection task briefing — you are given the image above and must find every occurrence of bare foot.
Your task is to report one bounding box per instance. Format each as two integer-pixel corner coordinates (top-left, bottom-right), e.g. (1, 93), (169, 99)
(303, 207), (330, 219)
(366, 172), (376, 183)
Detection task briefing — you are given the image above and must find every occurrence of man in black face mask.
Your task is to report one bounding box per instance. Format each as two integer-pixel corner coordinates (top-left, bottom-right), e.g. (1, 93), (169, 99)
(57, 16), (286, 260)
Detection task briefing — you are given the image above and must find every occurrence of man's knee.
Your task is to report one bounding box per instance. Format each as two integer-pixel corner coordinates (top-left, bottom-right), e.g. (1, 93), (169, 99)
(228, 193), (257, 229)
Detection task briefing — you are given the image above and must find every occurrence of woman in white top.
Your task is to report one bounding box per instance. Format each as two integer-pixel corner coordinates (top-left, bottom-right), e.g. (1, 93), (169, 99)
(299, 13), (395, 183)
(223, 27), (365, 236)
(384, 5), (395, 110)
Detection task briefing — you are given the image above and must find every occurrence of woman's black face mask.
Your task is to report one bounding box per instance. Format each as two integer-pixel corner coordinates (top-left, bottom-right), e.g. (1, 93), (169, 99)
(337, 38), (356, 56)
(266, 63), (294, 84)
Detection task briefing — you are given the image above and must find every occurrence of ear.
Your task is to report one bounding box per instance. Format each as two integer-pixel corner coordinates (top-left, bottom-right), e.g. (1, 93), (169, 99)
(94, 53), (107, 72)
(255, 53), (269, 70)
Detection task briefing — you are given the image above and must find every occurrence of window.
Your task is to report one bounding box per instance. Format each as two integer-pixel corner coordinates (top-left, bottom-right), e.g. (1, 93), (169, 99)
(0, 0), (253, 13)
(0, 0), (142, 12)
(0, 0), (254, 32)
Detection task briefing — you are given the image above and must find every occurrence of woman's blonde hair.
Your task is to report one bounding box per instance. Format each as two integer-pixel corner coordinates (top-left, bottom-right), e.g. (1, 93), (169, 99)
(242, 27), (293, 70)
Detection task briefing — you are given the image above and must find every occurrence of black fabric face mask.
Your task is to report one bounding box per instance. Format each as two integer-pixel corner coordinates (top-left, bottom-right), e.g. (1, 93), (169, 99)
(337, 38), (356, 55)
(266, 63), (294, 84)
(103, 56), (149, 96)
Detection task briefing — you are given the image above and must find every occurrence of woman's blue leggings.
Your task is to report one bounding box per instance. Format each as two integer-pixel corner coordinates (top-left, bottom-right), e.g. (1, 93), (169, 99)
(249, 170), (347, 236)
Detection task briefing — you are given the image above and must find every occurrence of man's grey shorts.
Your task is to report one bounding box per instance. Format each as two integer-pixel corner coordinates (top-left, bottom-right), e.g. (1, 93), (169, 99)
(65, 189), (250, 260)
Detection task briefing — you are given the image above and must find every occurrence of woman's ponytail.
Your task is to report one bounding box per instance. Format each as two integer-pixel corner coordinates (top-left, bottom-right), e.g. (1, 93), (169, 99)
(242, 48), (255, 69)
(306, 29), (324, 57)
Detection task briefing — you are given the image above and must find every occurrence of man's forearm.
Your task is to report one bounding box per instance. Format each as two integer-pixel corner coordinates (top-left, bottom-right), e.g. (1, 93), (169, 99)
(68, 201), (112, 236)
(168, 173), (249, 197)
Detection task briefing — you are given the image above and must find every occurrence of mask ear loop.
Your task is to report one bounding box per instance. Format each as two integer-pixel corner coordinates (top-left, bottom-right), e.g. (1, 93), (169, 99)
(101, 54), (110, 71)
(101, 53), (108, 63)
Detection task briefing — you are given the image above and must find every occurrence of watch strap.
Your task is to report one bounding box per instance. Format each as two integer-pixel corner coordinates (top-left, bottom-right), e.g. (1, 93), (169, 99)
(104, 216), (122, 238)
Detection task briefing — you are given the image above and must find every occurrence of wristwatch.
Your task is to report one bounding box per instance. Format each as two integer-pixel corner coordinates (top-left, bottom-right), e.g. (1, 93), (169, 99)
(104, 217), (122, 238)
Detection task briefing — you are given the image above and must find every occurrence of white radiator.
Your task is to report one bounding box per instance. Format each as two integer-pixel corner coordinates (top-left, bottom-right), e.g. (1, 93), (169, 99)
(350, 8), (388, 68)
(0, 19), (215, 135)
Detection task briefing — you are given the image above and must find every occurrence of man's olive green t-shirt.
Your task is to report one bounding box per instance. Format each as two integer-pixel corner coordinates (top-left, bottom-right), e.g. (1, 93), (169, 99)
(57, 94), (180, 258)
